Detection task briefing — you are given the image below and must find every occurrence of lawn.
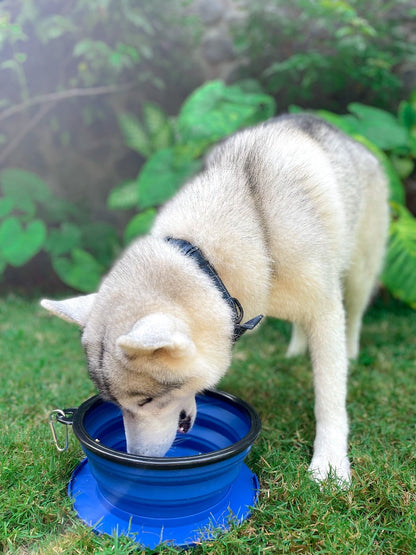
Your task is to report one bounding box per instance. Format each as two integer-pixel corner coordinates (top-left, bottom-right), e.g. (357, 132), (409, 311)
(0, 293), (415, 554)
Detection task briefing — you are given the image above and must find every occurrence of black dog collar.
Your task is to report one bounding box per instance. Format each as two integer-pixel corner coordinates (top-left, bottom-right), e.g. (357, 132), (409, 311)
(165, 237), (263, 343)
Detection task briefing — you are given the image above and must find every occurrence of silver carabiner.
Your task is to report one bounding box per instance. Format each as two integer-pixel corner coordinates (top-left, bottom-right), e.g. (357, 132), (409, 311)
(49, 408), (75, 452)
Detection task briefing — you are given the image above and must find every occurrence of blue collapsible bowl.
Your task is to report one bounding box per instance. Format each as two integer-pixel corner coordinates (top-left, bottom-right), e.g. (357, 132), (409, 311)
(68, 390), (261, 548)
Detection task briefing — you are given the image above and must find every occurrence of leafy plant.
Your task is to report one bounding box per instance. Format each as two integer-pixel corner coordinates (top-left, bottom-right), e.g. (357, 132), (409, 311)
(383, 204), (416, 309)
(109, 80), (276, 243)
(2, 76), (416, 306)
(0, 0), (201, 218)
(0, 169), (49, 271)
(117, 103), (175, 159)
(0, 168), (120, 292)
(232, 0), (416, 112)
(0, 81), (275, 291)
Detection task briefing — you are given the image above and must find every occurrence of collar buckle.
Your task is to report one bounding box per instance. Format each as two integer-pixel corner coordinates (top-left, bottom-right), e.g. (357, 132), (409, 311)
(165, 237), (263, 343)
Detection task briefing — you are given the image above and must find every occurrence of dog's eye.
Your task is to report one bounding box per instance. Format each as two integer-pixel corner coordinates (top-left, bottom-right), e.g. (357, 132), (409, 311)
(138, 397), (153, 407)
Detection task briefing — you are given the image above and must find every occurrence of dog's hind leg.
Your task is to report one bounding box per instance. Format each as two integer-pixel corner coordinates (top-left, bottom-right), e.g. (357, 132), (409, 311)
(307, 294), (351, 485)
(343, 194), (388, 360)
(343, 266), (377, 360)
(286, 323), (308, 357)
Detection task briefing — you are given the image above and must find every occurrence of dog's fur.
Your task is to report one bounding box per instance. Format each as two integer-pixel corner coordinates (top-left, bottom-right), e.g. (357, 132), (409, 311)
(41, 114), (389, 484)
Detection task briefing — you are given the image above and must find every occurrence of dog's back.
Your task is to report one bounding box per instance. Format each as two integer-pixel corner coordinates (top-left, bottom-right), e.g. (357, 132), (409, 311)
(152, 114), (389, 328)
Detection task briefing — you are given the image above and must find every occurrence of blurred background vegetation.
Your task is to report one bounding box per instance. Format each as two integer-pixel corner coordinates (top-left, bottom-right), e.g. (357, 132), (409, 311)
(0, 0), (416, 308)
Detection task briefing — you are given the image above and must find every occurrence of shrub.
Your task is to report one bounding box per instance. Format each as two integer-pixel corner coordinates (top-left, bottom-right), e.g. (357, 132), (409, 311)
(2, 78), (415, 309)
(231, 0), (416, 112)
(0, 168), (120, 292)
(0, 81), (275, 291)
(0, 0), (202, 212)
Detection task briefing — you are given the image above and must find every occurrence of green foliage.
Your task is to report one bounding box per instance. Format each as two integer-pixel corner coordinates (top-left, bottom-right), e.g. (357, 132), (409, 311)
(137, 149), (202, 210)
(0, 168), (121, 292)
(0, 0), (197, 101)
(110, 81), (276, 241)
(0, 168), (52, 218)
(0, 81), (275, 292)
(344, 104), (409, 151)
(232, 0), (416, 111)
(118, 103), (175, 159)
(0, 169), (49, 268)
(383, 204), (416, 309)
(107, 180), (140, 211)
(123, 208), (156, 244)
(0, 0), (201, 217)
(176, 81), (275, 150)
(52, 248), (105, 293)
(0, 217), (46, 267)
(45, 223), (82, 257)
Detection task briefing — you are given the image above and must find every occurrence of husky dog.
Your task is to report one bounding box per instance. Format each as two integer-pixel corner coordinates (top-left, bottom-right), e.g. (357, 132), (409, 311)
(41, 114), (389, 484)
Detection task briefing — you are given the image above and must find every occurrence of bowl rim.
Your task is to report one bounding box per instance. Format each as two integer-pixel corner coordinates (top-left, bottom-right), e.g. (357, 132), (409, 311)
(72, 389), (261, 469)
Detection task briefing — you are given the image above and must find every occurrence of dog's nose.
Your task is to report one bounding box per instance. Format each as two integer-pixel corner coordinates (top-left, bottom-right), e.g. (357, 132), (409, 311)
(178, 410), (192, 433)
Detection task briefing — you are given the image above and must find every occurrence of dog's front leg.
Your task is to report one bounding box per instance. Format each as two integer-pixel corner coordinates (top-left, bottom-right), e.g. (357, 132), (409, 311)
(307, 299), (351, 486)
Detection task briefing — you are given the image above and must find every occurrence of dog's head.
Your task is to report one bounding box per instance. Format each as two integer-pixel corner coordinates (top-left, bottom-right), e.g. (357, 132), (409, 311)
(41, 292), (231, 457)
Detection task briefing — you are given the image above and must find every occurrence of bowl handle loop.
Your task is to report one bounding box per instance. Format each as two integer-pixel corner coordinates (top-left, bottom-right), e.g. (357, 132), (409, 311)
(48, 408), (76, 452)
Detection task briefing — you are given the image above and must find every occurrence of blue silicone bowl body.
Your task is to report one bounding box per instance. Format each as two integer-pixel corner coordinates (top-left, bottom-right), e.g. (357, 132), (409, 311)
(68, 390), (261, 547)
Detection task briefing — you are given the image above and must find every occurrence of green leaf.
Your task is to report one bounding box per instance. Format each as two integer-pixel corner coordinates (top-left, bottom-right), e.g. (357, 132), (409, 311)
(109, 51), (123, 68)
(0, 168), (52, 217)
(138, 149), (202, 209)
(409, 136), (416, 157)
(0, 217), (46, 266)
(382, 205), (416, 309)
(36, 15), (76, 43)
(107, 180), (140, 210)
(151, 122), (174, 151)
(44, 223), (82, 257)
(143, 103), (169, 138)
(390, 154), (414, 180)
(177, 81), (275, 150)
(346, 103), (409, 151)
(52, 248), (104, 293)
(119, 113), (151, 157)
(314, 108), (358, 135)
(40, 196), (80, 223)
(81, 222), (120, 267)
(0, 197), (14, 218)
(398, 100), (416, 132)
(123, 209), (156, 243)
(73, 39), (111, 58)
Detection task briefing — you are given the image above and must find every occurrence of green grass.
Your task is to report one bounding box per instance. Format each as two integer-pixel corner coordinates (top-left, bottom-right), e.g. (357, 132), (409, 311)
(1, 294), (415, 554)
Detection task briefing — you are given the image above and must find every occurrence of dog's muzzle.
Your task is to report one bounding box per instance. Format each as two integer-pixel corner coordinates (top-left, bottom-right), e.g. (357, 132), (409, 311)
(178, 410), (192, 434)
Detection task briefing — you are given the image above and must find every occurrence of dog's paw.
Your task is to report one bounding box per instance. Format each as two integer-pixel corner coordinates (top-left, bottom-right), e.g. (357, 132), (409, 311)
(308, 454), (351, 488)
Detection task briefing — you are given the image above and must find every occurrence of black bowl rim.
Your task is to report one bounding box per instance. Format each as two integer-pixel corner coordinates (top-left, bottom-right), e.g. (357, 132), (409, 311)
(72, 389), (261, 469)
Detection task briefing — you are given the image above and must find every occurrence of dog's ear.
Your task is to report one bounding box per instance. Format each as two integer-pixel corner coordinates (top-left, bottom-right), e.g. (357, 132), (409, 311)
(40, 294), (97, 327)
(117, 313), (195, 359)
